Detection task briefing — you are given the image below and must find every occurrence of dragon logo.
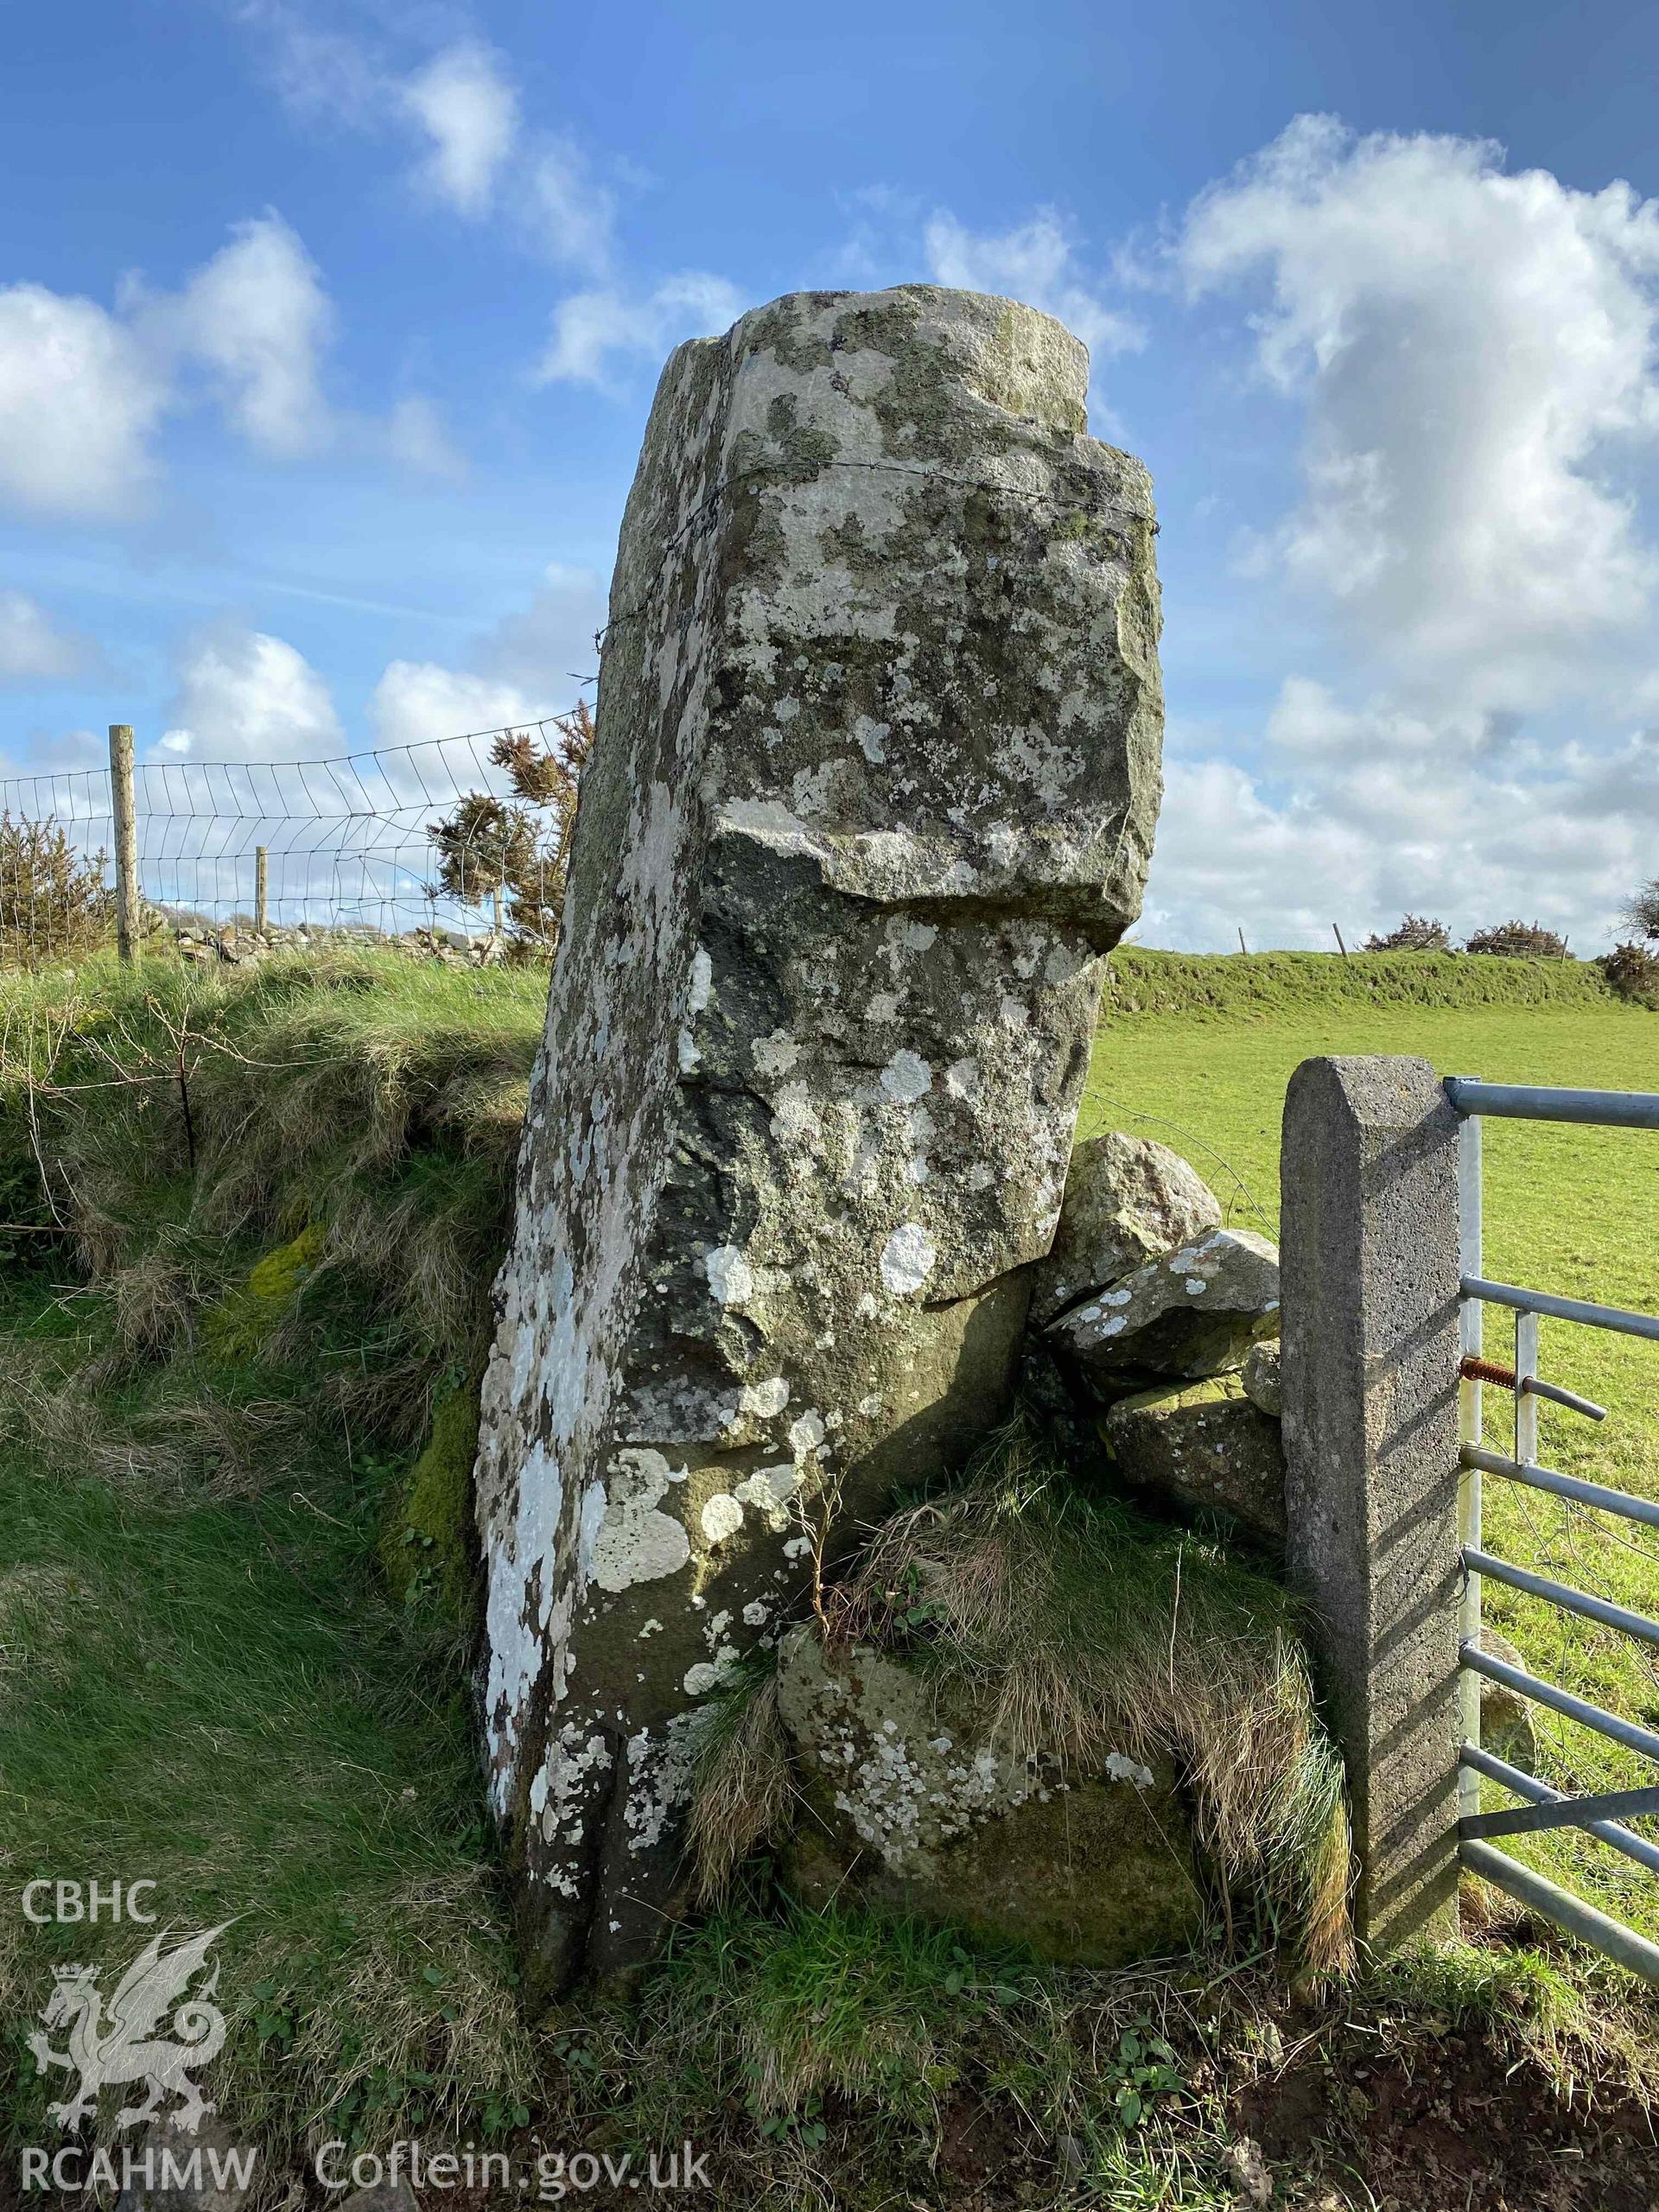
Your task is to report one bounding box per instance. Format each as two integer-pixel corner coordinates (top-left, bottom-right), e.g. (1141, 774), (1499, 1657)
(28, 1923), (232, 2133)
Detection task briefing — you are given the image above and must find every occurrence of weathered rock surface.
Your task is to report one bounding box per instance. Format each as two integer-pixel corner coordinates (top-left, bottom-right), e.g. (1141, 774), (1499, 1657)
(1047, 1228), (1280, 1389)
(1241, 1338), (1281, 1417)
(1099, 1376), (1287, 1543)
(1027, 1130), (1221, 1328)
(775, 1626), (1204, 1965)
(474, 285), (1164, 1989)
(113, 2123), (254, 2212)
(1477, 1627), (1538, 1772)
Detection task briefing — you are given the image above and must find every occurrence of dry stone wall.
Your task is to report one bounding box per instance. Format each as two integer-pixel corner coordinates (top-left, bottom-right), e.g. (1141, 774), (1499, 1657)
(474, 284), (1163, 1988)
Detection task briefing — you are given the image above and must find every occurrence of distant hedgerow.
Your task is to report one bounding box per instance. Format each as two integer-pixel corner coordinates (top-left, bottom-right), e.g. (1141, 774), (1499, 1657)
(1465, 919), (1569, 959)
(1363, 914), (1451, 952)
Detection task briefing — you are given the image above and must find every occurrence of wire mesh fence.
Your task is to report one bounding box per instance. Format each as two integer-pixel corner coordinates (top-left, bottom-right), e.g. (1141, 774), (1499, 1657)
(0, 709), (588, 966)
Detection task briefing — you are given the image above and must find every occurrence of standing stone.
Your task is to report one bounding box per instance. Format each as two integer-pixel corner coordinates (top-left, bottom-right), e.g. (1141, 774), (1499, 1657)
(474, 285), (1164, 1990)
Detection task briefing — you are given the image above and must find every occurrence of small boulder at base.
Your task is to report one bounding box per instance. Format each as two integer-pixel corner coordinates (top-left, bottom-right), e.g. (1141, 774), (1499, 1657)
(1029, 1131), (1222, 1328)
(1241, 1338), (1281, 1418)
(1477, 1627), (1539, 1773)
(774, 1626), (1204, 1967)
(1047, 1229), (1280, 1389)
(1099, 1376), (1287, 1544)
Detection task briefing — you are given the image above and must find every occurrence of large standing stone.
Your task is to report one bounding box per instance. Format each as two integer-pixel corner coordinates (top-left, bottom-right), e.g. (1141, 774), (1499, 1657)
(1027, 1130), (1222, 1327)
(473, 286), (1164, 1988)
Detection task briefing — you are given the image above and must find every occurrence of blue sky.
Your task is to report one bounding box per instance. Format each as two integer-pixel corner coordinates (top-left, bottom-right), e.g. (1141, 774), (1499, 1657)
(3, 0), (1658, 948)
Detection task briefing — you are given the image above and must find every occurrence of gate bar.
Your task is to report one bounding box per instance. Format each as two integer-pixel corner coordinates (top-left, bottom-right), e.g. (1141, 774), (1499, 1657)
(1462, 1547), (1659, 1649)
(1445, 1078), (1659, 1130)
(1459, 1444), (1659, 1534)
(1461, 1784), (1659, 1840)
(1461, 1744), (1659, 1877)
(1461, 1643), (1659, 1764)
(1461, 1274), (1659, 1344)
(1460, 1840), (1659, 1986)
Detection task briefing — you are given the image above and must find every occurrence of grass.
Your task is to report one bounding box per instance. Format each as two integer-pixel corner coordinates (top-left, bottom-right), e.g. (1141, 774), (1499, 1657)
(1086, 950), (1659, 1948)
(839, 1426), (1352, 1974)
(1, 942), (1655, 2202)
(0, 950), (546, 2171)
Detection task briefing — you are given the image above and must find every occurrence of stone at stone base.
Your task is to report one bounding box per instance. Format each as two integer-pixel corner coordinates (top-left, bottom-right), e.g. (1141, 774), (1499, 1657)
(113, 2121), (254, 2212)
(1098, 1376), (1287, 1544)
(1046, 1228), (1280, 1389)
(1241, 1338), (1281, 1417)
(1028, 1131), (1222, 1328)
(1477, 1627), (1538, 1773)
(774, 1625), (1204, 1967)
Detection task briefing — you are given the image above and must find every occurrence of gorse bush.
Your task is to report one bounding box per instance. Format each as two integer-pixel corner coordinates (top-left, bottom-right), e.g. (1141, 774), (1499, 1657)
(427, 702), (592, 953)
(1600, 939), (1659, 1006)
(0, 811), (116, 965)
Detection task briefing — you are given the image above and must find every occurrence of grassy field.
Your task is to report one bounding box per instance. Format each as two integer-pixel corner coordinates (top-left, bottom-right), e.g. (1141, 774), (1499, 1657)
(1084, 960), (1659, 1942)
(1, 947), (1656, 2206)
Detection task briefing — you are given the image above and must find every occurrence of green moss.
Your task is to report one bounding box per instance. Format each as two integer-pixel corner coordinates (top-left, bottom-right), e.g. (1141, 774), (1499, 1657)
(201, 1218), (327, 1359)
(379, 1379), (481, 1622)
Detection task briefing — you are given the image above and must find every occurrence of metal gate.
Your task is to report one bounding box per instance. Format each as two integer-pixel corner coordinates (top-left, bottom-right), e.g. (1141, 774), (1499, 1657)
(1449, 1076), (1659, 1983)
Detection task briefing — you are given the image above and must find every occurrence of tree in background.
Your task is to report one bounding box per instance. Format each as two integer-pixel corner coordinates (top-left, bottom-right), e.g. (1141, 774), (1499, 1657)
(1622, 879), (1659, 942)
(0, 813), (116, 966)
(1362, 914), (1452, 951)
(1465, 919), (1570, 958)
(427, 702), (594, 953)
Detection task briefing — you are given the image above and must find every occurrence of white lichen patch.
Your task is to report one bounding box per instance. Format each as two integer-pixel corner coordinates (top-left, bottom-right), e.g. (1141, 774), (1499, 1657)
(700, 1492), (745, 1545)
(753, 1032), (800, 1077)
(741, 1376), (791, 1419)
(589, 1450), (693, 1593)
(734, 1462), (800, 1529)
(1102, 1751), (1156, 1788)
(880, 1222), (938, 1297)
(788, 1410), (826, 1459)
(704, 1244), (755, 1306)
(880, 1049), (932, 1104)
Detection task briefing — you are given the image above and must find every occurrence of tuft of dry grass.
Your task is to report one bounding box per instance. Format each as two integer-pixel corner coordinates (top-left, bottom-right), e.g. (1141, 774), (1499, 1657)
(684, 1662), (793, 1905)
(842, 1423), (1355, 1975)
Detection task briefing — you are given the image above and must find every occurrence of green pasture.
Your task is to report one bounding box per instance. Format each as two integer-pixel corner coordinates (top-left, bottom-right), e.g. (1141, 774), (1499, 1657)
(1085, 973), (1659, 1941)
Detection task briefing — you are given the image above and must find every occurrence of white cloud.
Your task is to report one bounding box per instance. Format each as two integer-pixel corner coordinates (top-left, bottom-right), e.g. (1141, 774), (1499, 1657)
(385, 393), (467, 480)
(1180, 115), (1659, 708)
(370, 661), (543, 749)
(0, 591), (94, 683)
(924, 210), (1144, 361)
(162, 627), (342, 760)
(161, 213), (335, 458)
(401, 41), (520, 219)
(475, 563), (606, 697)
(0, 284), (168, 518)
(537, 272), (747, 387)
(521, 138), (616, 275)
(1141, 679), (1657, 953)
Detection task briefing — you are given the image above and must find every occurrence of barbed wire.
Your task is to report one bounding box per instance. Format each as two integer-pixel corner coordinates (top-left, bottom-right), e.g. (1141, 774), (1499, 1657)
(0, 713), (578, 957)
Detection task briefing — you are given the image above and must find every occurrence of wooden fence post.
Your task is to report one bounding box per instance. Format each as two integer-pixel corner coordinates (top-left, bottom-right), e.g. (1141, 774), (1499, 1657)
(109, 723), (139, 963)
(255, 846), (269, 934)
